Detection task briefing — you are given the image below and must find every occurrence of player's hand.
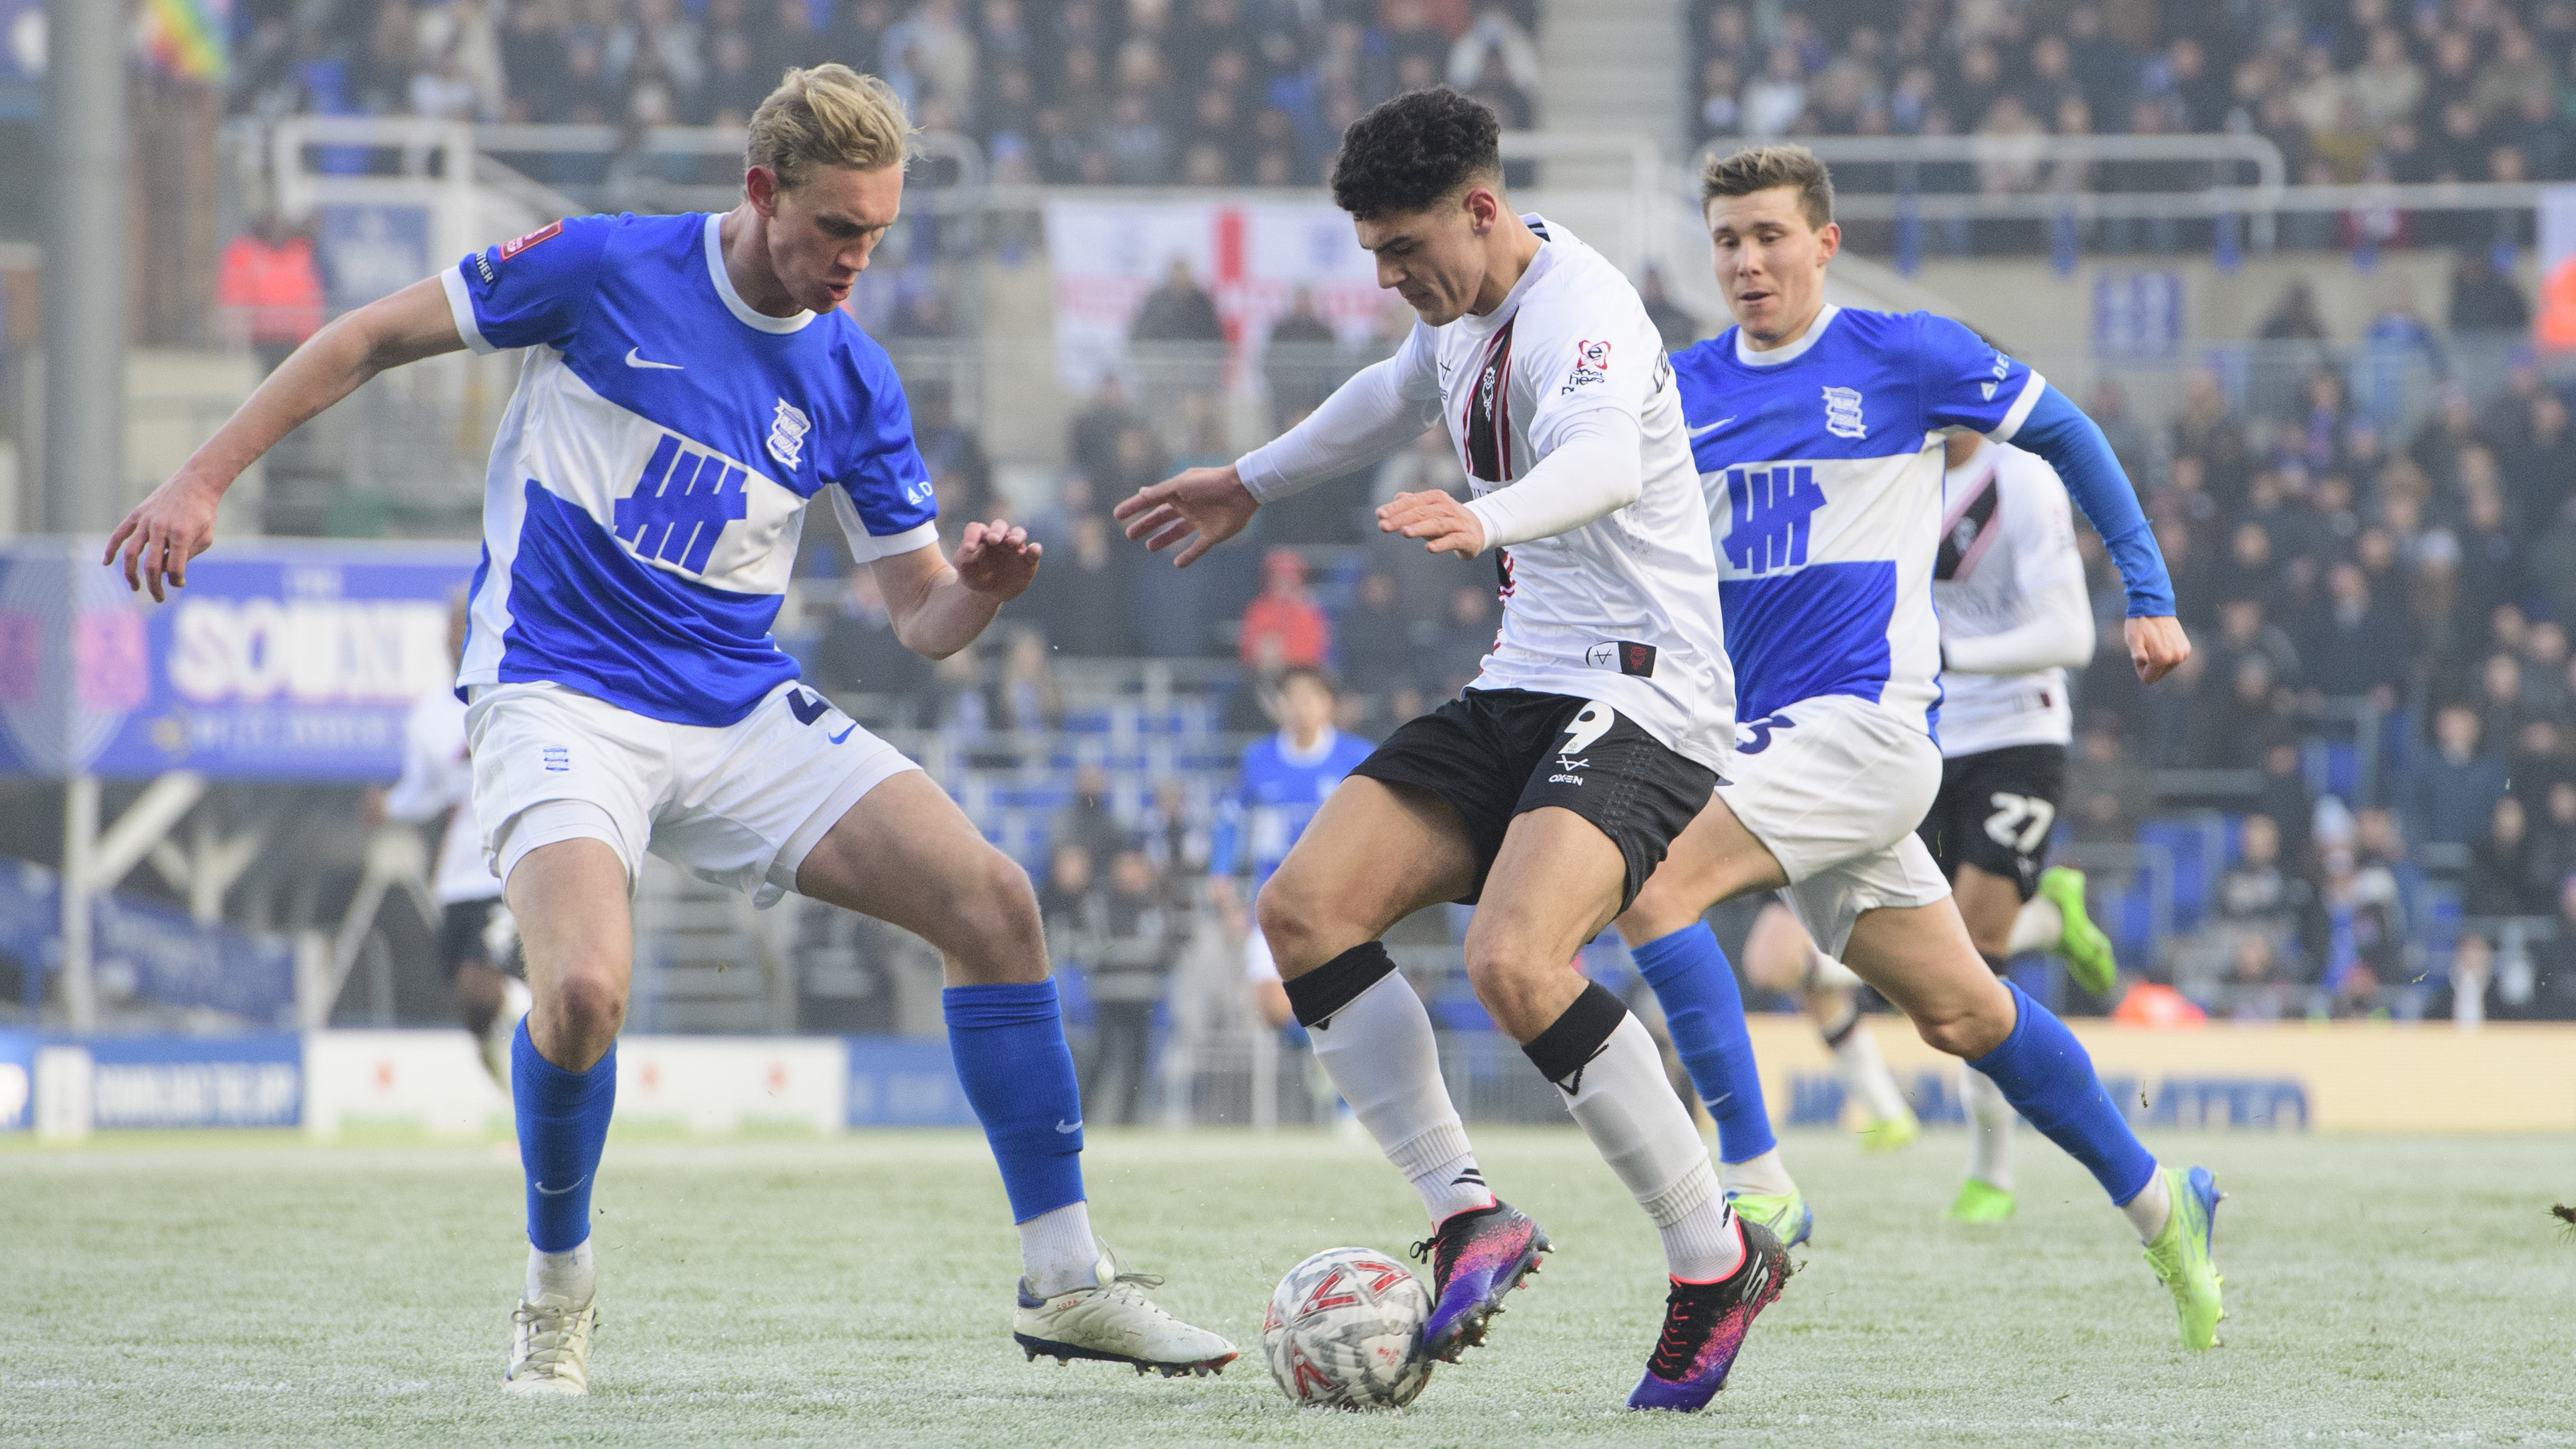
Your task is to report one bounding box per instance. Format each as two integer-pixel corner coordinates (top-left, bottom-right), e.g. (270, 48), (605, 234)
(105, 468), (226, 603)
(1378, 489), (1487, 560)
(1115, 464), (1260, 568)
(2126, 615), (2190, 685)
(953, 518), (1041, 601)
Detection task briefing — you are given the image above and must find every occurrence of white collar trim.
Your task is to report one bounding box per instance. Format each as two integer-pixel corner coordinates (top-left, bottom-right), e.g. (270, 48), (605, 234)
(1277, 727), (1339, 766)
(1734, 304), (1840, 367)
(703, 213), (816, 335)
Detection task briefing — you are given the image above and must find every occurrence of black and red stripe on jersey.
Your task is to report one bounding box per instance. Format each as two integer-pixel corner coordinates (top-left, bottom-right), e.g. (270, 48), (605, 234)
(1462, 317), (1518, 483)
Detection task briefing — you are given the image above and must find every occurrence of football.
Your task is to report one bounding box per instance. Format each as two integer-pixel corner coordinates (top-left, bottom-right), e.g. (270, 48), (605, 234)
(1260, 1247), (1435, 1411)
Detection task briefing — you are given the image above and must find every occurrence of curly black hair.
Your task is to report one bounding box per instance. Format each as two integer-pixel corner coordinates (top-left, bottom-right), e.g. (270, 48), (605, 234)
(1328, 87), (1502, 220)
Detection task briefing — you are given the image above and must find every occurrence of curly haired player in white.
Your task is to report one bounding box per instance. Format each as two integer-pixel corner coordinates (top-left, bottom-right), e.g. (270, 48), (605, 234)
(1119, 87), (1789, 1413)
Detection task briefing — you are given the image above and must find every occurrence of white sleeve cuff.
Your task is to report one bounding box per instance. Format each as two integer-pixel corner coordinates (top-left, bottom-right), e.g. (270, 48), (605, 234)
(1989, 371), (2046, 442)
(440, 265), (494, 355)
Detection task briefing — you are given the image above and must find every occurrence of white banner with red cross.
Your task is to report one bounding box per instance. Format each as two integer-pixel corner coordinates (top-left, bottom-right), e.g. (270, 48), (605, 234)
(1043, 199), (1397, 394)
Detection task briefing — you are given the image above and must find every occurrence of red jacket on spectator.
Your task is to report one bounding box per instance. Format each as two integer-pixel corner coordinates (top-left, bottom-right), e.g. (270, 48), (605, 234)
(216, 227), (326, 347)
(1239, 548), (1331, 670)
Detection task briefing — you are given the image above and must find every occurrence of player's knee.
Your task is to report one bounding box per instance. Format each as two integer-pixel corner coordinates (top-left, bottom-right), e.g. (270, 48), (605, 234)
(1460, 937), (1560, 1035)
(549, 966), (627, 1040)
(1912, 1000), (2009, 1059)
(1252, 871), (1326, 964)
(947, 848), (1047, 972)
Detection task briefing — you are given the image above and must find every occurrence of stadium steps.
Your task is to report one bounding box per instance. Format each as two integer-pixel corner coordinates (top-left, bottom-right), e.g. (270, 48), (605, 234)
(630, 857), (794, 1034)
(1534, 0), (1687, 173)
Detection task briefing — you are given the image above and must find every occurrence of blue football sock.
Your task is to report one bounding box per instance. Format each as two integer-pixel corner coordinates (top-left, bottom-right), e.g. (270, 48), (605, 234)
(1631, 923), (1777, 1167)
(945, 980), (1087, 1223)
(513, 1019), (616, 1253)
(1967, 980), (2157, 1205)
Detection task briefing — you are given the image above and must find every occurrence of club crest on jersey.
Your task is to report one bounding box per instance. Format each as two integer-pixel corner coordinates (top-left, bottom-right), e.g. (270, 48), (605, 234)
(1822, 386), (1867, 440)
(766, 399), (811, 471)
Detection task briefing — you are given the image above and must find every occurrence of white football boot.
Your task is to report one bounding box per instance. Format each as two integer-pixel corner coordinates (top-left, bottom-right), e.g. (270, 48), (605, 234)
(504, 1291), (597, 1395)
(1012, 1244), (1239, 1377)
(481, 976), (533, 1089)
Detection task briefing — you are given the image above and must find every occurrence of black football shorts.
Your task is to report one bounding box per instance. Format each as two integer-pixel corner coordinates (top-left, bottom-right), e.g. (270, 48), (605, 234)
(1916, 742), (2068, 900)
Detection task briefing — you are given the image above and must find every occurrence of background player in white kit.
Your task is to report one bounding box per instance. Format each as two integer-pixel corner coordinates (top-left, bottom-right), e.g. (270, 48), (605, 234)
(1613, 144), (2227, 1351)
(106, 65), (1233, 1397)
(375, 593), (531, 1085)
(1118, 88), (1789, 1413)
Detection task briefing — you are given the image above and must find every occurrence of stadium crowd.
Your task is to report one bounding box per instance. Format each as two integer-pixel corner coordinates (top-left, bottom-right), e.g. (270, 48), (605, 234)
(1692, 0), (2576, 203)
(230, 0), (1543, 187)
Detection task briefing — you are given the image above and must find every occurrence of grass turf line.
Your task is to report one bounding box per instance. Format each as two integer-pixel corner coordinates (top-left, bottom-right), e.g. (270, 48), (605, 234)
(2, 1128), (2571, 1445)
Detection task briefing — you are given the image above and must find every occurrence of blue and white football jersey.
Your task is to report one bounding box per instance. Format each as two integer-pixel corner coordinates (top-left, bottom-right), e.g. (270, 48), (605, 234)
(1670, 304), (2045, 738)
(1209, 727), (1375, 896)
(441, 212), (938, 726)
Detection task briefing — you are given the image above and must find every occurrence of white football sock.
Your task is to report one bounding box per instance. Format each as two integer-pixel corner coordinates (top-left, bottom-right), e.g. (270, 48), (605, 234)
(1719, 1146), (1795, 1199)
(525, 1239), (595, 1306)
(2120, 1165), (2172, 1243)
(1308, 970), (1492, 1226)
(2008, 896), (2065, 956)
(1018, 1200), (1102, 1297)
(1651, 1166), (1747, 1283)
(1553, 1014), (1741, 1281)
(1828, 1011), (1911, 1124)
(1960, 1058), (2017, 1191)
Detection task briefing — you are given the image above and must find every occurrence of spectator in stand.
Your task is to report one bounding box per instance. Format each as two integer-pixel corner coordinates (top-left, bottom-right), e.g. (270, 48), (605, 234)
(1130, 257), (1227, 344)
(2469, 794), (2543, 916)
(2254, 740), (2316, 867)
(1070, 373), (1140, 488)
(2299, 559), (2406, 704)
(2521, 874), (2576, 1018)
(1265, 287), (1342, 428)
(1025, 513), (1136, 657)
(1431, 581), (1499, 700)
(2067, 718), (2157, 843)
(2406, 701), (2509, 847)
(1038, 840), (1098, 1003)
(2216, 931), (2297, 1021)
(2527, 779), (2576, 898)
(1139, 778), (1210, 909)
(1238, 548), (1331, 670)
(216, 213), (326, 375)
(1054, 763), (1125, 874)
(1079, 842), (1180, 1126)
(2451, 249), (2534, 333)
(1337, 570), (1423, 704)
(1638, 267), (1700, 352)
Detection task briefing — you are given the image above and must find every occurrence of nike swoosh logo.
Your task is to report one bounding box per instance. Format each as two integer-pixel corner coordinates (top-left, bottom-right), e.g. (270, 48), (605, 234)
(1054, 1119), (1082, 1133)
(828, 723), (856, 744)
(532, 1176), (587, 1197)
(1688, 416), (1737, 438)
(625, 346), (683, 370)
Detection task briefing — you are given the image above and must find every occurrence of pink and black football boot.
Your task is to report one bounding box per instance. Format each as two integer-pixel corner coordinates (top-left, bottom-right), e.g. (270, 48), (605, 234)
(1627, 1214), (1791, 1412)
(1410, 1200), (1550, 1362)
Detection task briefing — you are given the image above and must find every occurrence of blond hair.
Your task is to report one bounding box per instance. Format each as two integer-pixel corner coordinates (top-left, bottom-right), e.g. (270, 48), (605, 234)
(1700, 143), (1836, 230)
(746, 64), (913, 190)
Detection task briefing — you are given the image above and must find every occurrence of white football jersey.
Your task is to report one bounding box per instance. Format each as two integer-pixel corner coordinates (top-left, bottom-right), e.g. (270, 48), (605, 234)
(1387, 217), (1733, 771)
(1933, 440), (2085, 756)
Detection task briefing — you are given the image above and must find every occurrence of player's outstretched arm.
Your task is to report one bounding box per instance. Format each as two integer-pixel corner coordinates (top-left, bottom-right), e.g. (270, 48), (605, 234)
(2000, 387), (2189, 684)
(106, 275), (467, 600)
(1114, 462), (1261, 568)
(1118, 353), (1440, 568)
(872, 519), (1040, 659)
(1384, 409), (1642, 560)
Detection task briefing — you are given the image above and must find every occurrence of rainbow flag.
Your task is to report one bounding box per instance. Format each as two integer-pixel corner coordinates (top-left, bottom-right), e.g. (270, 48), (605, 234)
(143, 0), (231, 84)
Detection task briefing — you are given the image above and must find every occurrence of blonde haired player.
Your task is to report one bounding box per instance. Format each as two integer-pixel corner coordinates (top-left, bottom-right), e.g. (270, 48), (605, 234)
(108, 65), (1233, 1395)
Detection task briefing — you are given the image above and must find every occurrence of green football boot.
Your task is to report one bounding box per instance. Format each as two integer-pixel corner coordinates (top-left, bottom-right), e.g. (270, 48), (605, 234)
(1725, 1187), (1813, 1249)
(2038, 867), (2118, 997)
(1945, 1177), (2016, 1223)
(2141, 1165), (2226, 1350)
(1858, 1107), (1920, 1154)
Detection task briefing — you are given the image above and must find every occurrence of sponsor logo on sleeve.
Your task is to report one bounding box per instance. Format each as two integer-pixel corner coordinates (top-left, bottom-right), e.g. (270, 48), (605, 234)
(499, 220), (564, 260)
(1560, 338), (1612, 395)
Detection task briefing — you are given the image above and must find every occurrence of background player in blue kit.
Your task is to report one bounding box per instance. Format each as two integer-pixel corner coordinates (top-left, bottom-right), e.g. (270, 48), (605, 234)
(1207, 667), (1375, 1028)
(105, 65), (1235, 1395)
(1613, 145), (2227, 1350)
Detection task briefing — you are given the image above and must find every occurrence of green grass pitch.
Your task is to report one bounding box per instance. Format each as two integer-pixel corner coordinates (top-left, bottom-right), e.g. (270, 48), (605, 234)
(4, 1126), (2571, 1445)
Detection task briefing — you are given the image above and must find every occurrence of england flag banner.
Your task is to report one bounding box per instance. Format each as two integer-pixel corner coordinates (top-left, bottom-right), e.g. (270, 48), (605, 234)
(1043, 199), (1394, 394)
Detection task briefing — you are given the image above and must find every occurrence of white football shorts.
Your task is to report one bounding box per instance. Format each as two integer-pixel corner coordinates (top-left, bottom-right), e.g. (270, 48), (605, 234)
(467, 679), (918, 908)
(1715, 693), (1950, 957)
